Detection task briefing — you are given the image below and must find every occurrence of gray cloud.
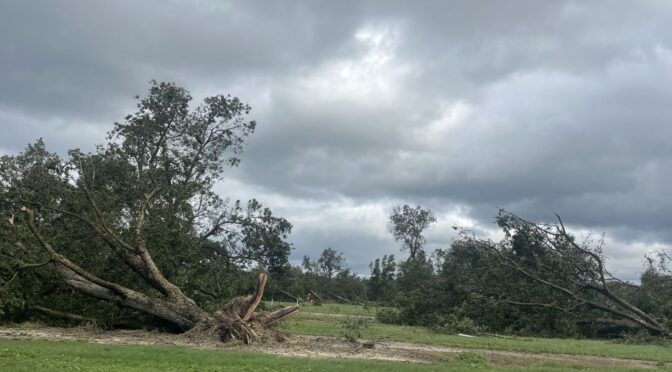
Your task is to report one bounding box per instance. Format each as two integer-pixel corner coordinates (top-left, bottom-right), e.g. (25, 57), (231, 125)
(2, 0), (671, 280)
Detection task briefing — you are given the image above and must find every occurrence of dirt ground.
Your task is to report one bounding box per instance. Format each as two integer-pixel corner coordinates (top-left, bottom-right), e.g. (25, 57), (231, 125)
(0, 325), (669, 369)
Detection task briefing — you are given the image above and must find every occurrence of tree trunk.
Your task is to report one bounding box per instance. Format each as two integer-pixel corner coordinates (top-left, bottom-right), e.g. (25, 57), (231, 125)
(183, 273), (299, 343)
(308, 289), (323, 302)
(15, 207), (299, 343)
(278, 288), (302, 303)
(61, 263), (298, 342)
(330, 291), (352, 304)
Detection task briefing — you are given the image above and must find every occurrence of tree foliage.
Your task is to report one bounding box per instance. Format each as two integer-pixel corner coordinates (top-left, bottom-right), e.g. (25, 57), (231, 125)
(389, 204), (436, 260)
(1, 83), (670, 341)
(367, 254), (396, 302)
(0, 81), (298, 341)
(317, 247), (345, 279)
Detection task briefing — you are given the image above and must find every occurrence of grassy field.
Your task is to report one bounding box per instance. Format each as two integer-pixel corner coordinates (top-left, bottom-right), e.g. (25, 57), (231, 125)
(0, 339), (476, 371)
(279, 302), (672, 364)
(0, 302), (670, 371)
(0, 339), (664, 371)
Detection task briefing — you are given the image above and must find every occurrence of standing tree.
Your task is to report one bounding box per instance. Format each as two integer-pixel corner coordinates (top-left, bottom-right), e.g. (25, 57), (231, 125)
(0, 81), (298, 343)
(317, 247), (345, 279)
(301, 255), (318, 275)
(368, 254), (396, 302)
(389, 205), (436, 260)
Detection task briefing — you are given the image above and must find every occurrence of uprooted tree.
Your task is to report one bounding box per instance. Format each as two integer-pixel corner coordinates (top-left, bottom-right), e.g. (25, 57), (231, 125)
(462, 210), (671, 336)
(0, 81), (298, 343)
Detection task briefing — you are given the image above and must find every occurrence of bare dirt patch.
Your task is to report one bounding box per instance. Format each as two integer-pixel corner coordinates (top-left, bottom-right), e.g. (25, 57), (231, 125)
(294, 312), (375, 320)
(0, 325), (668, 369)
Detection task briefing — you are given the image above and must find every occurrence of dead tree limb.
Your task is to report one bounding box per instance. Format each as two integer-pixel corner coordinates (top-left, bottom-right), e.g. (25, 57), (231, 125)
(278, 289), (301, 303)
(329, 291), (352, 304)
(32, 306), (95, 323)
(308, 289), (323, 302)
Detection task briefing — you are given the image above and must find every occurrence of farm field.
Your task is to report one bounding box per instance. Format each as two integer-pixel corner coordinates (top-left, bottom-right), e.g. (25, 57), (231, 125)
(1, 303), (670, 371)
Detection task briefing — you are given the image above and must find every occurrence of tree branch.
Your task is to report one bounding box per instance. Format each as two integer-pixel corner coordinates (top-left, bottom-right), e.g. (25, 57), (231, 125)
(242, 273), (266, 321)
(505, 301), (571, 313)
(32, 305), (95, 323)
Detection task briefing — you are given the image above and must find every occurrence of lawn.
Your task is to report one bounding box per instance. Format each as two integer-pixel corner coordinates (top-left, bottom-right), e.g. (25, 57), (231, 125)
(0, 339), (663, 371)
(0, 302), (670, 371)
(0, 339), (450, 371)
(280, 302), (672, 364)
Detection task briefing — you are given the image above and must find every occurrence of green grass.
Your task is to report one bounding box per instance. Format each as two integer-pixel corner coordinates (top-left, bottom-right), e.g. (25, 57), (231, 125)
(0, 339), (438, 371)
(0, 339), (661, 371)
(1, 302), (669, 370)
(279, 304), (672, 364)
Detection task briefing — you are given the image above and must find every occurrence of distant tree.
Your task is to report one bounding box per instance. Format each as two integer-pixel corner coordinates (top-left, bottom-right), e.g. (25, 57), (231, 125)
(633, 251), (672, 328)
(368, 254), (396, 302)
(296, 249), (363, 304)
(317, 247), (345, 279)
(393, 250), (438, 324)
(381, 211), (672, 338)
(653, 249), (672, 277)
(389, 204), (436, 260)
(301, 255), (318, 275)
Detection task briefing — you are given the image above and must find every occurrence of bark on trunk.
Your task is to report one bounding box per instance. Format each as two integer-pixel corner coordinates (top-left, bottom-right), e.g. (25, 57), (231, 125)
(184, 273), (300, 343)
(59, 264), (298, 340)
(15, 207), (300, 342)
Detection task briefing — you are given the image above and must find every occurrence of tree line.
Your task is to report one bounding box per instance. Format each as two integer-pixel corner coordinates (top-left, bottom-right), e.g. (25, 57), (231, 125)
(216, 201), (672, 340)
(276, 206), (672, 339)
(1, 81), (670, 341)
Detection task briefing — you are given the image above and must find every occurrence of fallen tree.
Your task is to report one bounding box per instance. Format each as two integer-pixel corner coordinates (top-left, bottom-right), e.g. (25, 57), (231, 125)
(308, 289), (323, 303)
(0, 81), (298, 342)
(465, 210), (671, 336)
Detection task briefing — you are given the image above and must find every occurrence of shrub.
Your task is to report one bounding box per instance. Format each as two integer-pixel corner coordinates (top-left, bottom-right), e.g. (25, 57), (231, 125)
(429, 313), (487, 335)
(375, 308), (400, 324)
(340, 316), (369, 343)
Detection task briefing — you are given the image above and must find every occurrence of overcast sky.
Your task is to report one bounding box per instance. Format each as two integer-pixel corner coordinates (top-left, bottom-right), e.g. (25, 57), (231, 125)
(2, 0), (672, 280)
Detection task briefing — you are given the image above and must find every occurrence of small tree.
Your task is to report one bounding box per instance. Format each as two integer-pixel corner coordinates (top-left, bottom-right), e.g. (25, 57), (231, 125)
(318, 247), (345, 279)
(389, 204), (436, 260)
(368, 254), (396, 302)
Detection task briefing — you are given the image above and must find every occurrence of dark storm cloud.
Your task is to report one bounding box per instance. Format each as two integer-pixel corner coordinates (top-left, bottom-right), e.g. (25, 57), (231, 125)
(2, 0), (671, 278)
(0, 0), (365, 150)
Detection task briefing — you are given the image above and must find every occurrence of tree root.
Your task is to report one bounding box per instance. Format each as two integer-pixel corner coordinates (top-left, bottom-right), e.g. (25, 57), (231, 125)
(183, 273), (299, 344)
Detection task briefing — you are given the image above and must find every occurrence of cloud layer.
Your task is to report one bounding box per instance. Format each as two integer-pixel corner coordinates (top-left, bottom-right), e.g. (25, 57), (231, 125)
(2, 0), (672, 279)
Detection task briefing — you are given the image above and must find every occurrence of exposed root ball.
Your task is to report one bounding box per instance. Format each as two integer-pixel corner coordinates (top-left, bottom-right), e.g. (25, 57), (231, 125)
(182, 273), (299, 344)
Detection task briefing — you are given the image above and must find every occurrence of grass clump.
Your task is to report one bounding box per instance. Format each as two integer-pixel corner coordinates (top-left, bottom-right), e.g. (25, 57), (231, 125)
(455, 351), (489, 367)
(340, 316), (369, 343)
